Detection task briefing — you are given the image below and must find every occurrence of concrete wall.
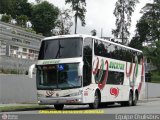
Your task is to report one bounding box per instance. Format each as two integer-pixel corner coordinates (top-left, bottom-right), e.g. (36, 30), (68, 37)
(0, 74), (160, 104)
(146, 82), (160, 98)
(0, 74), (37, 104)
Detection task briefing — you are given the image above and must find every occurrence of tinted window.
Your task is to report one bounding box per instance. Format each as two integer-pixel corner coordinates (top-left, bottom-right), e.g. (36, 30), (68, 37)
(94, 39), (143, 63)
(94, 70), (124, 85)
(83, 38), (93, 86)
(38, 37), (82, 60)
(106, 71), (124, 85)
(137, 52), (143, 64)
(36, 63), (81, 90)
(94, 40), (108, 57)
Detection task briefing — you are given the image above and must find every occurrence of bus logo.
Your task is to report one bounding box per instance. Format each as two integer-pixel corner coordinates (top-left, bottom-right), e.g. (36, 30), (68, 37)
(46, 91), (54, 96)
(110, 87), (119, 97)
(56, 93), (59, 97)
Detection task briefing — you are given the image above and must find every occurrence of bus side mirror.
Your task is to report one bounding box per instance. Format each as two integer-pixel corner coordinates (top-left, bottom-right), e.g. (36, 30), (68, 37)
(29, 64), (35, 78)
(78, 62), (83, 76)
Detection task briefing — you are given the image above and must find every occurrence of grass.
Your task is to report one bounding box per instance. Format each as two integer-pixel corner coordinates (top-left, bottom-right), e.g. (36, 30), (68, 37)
(0, 105), (50, 112)
(151, 70), (160, 83)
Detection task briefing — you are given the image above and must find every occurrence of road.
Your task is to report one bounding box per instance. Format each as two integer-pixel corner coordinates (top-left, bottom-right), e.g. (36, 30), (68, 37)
(4, 98), (160, 114)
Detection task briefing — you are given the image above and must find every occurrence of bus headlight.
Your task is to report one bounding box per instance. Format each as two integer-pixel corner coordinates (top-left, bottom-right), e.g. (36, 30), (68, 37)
(37, 93), (44, 97)
(70, 90), (83, 96)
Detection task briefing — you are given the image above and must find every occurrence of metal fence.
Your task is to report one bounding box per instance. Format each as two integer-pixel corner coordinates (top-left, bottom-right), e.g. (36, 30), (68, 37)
(0, 56), (36, 74)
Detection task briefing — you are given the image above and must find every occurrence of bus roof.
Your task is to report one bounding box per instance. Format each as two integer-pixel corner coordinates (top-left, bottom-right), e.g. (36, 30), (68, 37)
(42, 34), (142, 53)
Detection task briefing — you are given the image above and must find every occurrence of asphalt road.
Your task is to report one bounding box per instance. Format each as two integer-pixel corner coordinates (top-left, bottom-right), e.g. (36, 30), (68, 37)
(4, 98), (160, 114)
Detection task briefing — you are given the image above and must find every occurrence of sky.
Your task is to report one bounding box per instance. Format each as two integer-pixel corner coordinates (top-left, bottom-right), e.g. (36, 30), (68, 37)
(28, 0), (152, 39)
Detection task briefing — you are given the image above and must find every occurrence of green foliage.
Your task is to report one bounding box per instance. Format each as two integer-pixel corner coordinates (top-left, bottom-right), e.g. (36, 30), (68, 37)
(25, 28), (36, 34)
(1, 14), (12, 23)
(130, 18), (150, 49)
(0, 0), (32, 19)
(31, 1), (59, 36)
(129, 36), (143, 50)
(0, 0), (32, 29)
(0, 68), (24, 74)
(113, 0), (139, 44)
(150, 70), (160, 83)
(143, 41), (160, 74)
(15, 0), (33, 19)
(0, 0), (15, 16)
(136, 0), (160, 43)
(0, 105), (48, 112)
(16, 15), (28, 27)
(54, 9), (73, 35)
(130, 0), (160, 49)
(65, 0), (86, 34)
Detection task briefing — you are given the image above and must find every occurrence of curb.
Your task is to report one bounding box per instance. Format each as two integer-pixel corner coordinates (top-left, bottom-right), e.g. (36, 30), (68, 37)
(0, 106), (52, 112)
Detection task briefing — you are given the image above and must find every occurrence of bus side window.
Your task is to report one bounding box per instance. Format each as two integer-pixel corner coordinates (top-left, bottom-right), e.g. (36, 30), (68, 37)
(108, 44), (115, 58)
(104, 43), (111, 58)
(83, 38), (93, 86)
(125, 49), (132, 62)
(94, 40), (98, 55)
(138, 52), (143, 64)
(106, 71), (124, 85)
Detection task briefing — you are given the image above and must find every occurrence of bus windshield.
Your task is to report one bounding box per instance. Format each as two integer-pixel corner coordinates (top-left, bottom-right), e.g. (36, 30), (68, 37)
(38, 37), (82, 60)
(36, 63), (82, 89)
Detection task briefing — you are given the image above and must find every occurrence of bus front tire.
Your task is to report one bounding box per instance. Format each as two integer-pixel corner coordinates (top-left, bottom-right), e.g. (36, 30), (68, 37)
(54, 104), (64, 110)
(132, 92), (138, 106)
(127, 92), (133, 106)
(89, 91), (100, 109)
(121, 92), (133, 106)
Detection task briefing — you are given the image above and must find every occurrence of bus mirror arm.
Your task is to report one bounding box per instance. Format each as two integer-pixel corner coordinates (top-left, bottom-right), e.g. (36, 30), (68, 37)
(78, 62), (83, 76)
(29, 64), (35, 78)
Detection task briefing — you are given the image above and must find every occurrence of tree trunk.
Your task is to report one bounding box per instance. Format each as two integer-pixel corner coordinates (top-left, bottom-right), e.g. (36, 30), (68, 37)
(122, 0), (125, 44)
(74, 15), (77, 34)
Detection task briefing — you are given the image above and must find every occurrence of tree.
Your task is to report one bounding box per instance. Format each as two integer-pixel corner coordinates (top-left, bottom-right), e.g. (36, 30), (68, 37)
(143, 41), (160, 74)
(0, 0), (15, 15)
(131, 0), (160, 48)
(112, 0), (139, 44)
(65, 0), (86, 34)
(31, 1), (59, 36)
(129, 17), (150, 49)
(91, 29), (97, 36)
(138, 0), (160, 43)
(129, 35), (143, 50)
(1, 14), (12, 23)
(0, 0), (32, 19)
(16, 15), (28, 27)
(15, 0), (32, 19)
(54, 9), (73, 35)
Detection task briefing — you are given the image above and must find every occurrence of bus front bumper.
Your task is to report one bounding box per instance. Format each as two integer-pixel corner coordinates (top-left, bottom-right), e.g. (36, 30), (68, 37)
(38, 96), (83, 105)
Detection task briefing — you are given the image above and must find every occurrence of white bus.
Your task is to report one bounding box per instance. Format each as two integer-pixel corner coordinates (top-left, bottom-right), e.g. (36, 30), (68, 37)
(29, 34), (145, 110)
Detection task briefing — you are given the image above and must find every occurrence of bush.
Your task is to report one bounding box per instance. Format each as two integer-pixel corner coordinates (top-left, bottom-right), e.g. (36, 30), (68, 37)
(0, 68), (24, 74)
(151, 70), (160, 83)
(1, 14), (11, 23)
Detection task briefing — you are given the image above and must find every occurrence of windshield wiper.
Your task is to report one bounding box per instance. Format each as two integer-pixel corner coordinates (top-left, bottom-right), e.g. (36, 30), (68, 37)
(55, 42), (64, 58)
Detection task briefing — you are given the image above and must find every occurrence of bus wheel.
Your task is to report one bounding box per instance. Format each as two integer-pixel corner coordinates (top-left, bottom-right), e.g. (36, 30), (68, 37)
(132, 92), (138, 106)
(127, 92), (133, 106)
(121, 92), (133, 107)
(54, 104), (64, 110)
(89, 91), (100, 109)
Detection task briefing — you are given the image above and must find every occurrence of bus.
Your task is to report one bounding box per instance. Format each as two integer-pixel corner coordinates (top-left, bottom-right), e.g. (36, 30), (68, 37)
(29, 34), (145, 110)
